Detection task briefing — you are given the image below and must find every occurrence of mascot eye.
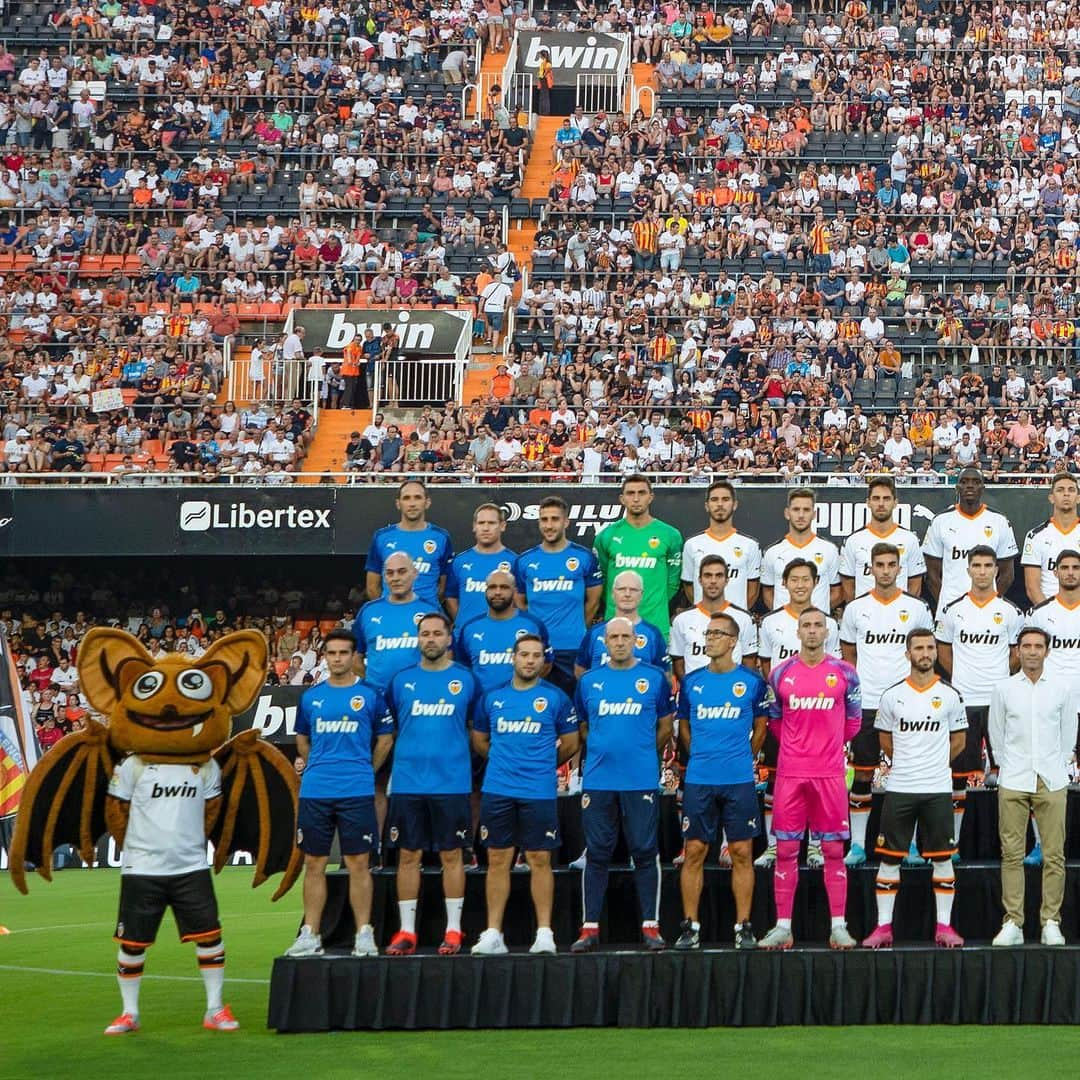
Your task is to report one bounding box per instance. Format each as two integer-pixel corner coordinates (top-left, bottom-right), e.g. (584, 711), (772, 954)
(132, 671), (165, 700)
(177, 669), (213, 701)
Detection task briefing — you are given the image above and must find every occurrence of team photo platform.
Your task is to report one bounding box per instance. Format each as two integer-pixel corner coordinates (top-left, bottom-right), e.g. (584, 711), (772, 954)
(268, 862), (1080, 1031)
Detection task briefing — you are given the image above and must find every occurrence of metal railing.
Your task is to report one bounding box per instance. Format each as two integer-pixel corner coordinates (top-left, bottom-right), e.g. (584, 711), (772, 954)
(371, 356), (467, 413)
(222, 348), (314, 409)
(0, 470), (1059, 487)
(574, 72), (626, 117)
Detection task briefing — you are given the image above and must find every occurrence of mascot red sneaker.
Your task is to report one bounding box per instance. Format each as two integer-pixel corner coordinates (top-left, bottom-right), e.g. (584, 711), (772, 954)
(9, 627), (302, 1035)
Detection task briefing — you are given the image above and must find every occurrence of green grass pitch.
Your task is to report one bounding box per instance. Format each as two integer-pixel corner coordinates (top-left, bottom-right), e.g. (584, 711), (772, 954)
(1, 868), (1076, 1079)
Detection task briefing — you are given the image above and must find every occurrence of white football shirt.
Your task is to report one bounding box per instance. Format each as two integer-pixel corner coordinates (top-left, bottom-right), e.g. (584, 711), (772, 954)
(108, 756), (221, 876)
(681, 528), (762, 609)
(839, 591), (934, 709)
(839, 523), (927, 597)
(921, 505), (1018, 609)
(760, 533), (841, 611)
(1026, 596), (1080, 691)
(876, 677), (967, 793)
(1021, 519), (1080, 600)
(669, 601), (758, 675)
(758, 605), (840, 668)
(934, 593), (1022, 706)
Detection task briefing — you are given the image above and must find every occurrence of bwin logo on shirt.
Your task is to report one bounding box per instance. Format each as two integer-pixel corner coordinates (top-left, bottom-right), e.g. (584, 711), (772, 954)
(598, 699), (643, 716)
(375, 635), (419, 650)
(478, 648), (514, 665)
(316, 718), (360, 733)
(496, 718), (542, 734)
(787, 694), (836, 710)
(533, 579), (575, 592)
(614, 554), (658, 570)
(696, 703), (742, 720)
(412, 700), (456, 716)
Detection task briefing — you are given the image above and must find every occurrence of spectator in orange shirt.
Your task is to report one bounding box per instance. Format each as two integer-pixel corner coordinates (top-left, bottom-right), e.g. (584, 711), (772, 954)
(490, 363), (514, 402)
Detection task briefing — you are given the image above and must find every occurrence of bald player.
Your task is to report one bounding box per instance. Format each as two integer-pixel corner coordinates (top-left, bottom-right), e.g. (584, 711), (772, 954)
(572, 616), (674, 952)
(574, 571), (668, 679)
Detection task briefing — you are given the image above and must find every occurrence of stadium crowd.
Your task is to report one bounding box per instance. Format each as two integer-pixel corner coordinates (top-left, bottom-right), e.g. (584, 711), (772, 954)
(8, 0), (1080, 478)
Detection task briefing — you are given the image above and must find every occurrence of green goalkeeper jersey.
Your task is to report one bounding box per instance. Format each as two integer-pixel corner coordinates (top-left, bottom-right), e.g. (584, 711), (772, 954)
(592, 516), (684, 636)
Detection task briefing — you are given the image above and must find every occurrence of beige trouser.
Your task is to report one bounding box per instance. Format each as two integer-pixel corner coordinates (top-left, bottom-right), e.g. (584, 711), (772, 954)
(998, 780), (1067, 927)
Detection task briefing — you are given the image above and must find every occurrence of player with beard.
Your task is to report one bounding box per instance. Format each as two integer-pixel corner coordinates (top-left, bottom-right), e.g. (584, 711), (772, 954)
(839, 475), (926, 601)
(862, 629), (967, 949)
(681, 479), (763, 611)
(923, 468), (1017, 610)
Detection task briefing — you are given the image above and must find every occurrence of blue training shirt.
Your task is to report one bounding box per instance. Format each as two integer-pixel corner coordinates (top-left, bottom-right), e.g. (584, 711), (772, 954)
(676, 664), (770, 786)
(453, 610), (550, 694)
(444, 547), (519, 626)
(574, 619), (669, 671)
(366, 523), (454, 606)
(574, 662), (673, 791)
(386, 662), (479, 795)
(515, 542), (602, 651)
(354, 596), (429, 692)
(473, 679), (577, 799)
(295, 678), (393, 799)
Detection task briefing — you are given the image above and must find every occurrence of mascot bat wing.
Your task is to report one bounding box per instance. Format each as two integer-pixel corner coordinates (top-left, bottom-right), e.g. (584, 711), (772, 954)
(211, 729), (302, 901)
(8, 719), (118, 894)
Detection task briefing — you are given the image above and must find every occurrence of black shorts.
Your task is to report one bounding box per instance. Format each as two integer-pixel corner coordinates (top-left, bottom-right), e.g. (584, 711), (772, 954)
(952, 705), (989, 774)
(387, 793), (471, 851)
(114, 869), (220, 947)
(297, 796), (379, 856)
(876, 792), (956, 862)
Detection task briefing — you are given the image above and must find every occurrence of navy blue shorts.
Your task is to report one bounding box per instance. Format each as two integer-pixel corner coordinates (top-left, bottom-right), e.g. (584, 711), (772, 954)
(547, 650), (578, 697)
(297, 796), (379, 856)
(387, 793), (472, 851)
(479, 793), (560, 851)
(582, 789), (659, 861)
(682, 782), (761, 845)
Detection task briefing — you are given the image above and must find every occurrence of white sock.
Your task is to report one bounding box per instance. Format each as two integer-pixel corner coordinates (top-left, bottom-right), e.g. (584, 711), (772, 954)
(196, 944), (225, 1012)
(399, 899), (418, 935)
(932, 860), (955, 924)
(910, 823), (919, 852)
(1032, 816), (1042, 847)
(875, 862), (900, 925)
(831, 916), (847, 930)
(777, 918), (792, 930)
(764, 809), (774, 845)
(117, 949), (143, 1016)
(849, 803), (871, 850)
(445, 896), (464, 934)
(953, 808), (964, 844)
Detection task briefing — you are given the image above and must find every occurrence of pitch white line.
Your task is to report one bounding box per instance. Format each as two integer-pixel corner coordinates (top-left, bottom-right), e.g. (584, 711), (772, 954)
(0, 963), (270, 984)
(3, 921), (115, 935)
(3, 910), (296, 935)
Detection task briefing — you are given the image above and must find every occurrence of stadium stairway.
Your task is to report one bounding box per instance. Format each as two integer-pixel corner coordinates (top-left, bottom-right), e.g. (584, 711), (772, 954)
(302, 408), (370, 480)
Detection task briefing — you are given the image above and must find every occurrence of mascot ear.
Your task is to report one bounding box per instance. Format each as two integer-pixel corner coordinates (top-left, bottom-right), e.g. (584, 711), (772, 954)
(77, 627), (155, 716)
(197, 630), (269, 714)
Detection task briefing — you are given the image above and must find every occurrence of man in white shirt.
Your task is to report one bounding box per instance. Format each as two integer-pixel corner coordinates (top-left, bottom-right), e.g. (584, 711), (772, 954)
(989, 627), (1077, 947)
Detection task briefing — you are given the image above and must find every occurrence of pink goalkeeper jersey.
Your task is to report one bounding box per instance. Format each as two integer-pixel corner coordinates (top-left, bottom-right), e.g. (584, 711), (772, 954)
(767, 654), (862, 779)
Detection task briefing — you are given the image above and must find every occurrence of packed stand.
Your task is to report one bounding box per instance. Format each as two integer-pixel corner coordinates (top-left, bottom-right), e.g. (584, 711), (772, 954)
(491, 0), (1080, 481)
(0, 0), (533, 475)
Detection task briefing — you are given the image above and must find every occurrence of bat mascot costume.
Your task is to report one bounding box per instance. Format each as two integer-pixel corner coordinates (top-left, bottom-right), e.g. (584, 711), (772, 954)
(9, 627), (302, 1035)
